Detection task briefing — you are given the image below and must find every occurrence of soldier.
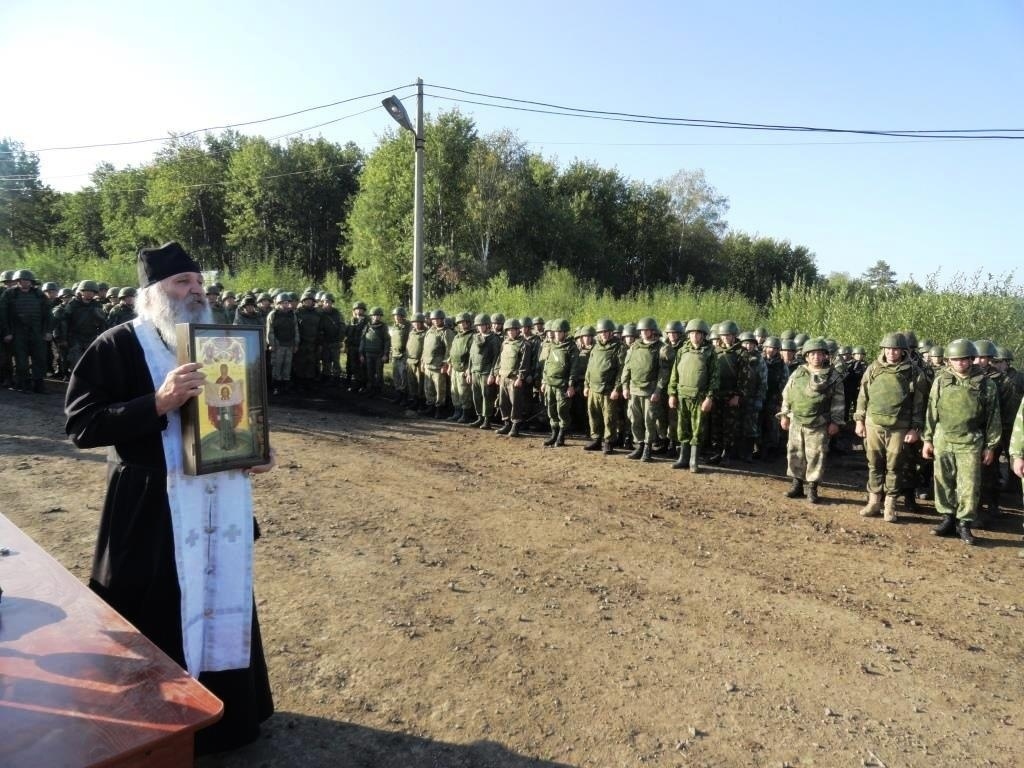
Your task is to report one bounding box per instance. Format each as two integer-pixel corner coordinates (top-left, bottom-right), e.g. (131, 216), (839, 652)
(233, 294), (264, 327)
(853, 333), (927, 522)
(739, 331), (766, 463)
(222, 291), (238, 322)
(317, 294), (345, 384)
(446, 312), (475, 422)
(707, 320), (749, 465)
(0, 269), (53, 393)
(778, 337), (846, 504)
(292, 291), (323, 393)
(421, 309), (452, 419)
(403, 312), (428, 412)
(106, 287), (138, 328)
(256, 292), (273, 318)
(387, 307), (410, 403)
(616, 323), (637, 450)
(758, 336), (789, 461)
(494, 318), (533, 437)
(974, 339), (1017, 524)
(345, 301), (368, 391)
(753, 326), (769, 348)
(572, 324), (595, 436)
(656, 321), (685, 455)
(60, 280), (108, 371)
(468, 313), (501, 429)
(266, 292), (299, 395)
(922, 339), (1001, 545)
(780, 338), (799, 374)
(583, 318), (624, 454)
(540, 319), (580, 447)
(667, 318), (718, 472)
(206, 285), (230, 324)
(996, 347), (1024, 507)
(621, 317), (670, 462)
(359, 307), (390, 397)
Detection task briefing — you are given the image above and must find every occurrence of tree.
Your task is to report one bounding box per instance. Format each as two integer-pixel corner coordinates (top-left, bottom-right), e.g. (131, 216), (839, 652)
(94, 163), (151, 261)
(465, 130), (530, 276)
(657, 168), (730, 237)
(0, 138), (58, 248)
(861, 260), (897, 291)
(54, 187), (106, 259)
(717, 233), (819, 305)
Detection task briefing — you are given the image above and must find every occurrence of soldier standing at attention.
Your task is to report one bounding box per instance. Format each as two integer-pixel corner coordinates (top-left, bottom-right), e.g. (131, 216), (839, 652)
(106, 287), (138, 328)
(995, 348), (1024, 508)
(778, 337), (846, 504)
(656, 321), (685, 456)
(922, 339), (1001, 545)
(266, 292), (299, 395)
(667, 318), (718, 472)
(293, 291), (322, 393)
(359, 307), (390, 397)
(387, 307), (410, 403)
(583, 318), (624, 454)
(621, 317), (670, 463)
(0, 269), (53, 394)
(345, 301), (368, 391)
(759, 336), (788, 461)
(446, 312), (475, 423)
(404, 312), (428, 413)
(971, 339), (1015, 525)
(707, 320), (749, 465)
(739, 331), (766, 463)
(316, 294), (345, 385)
(853, 333), (927, 522)
(233, 294), (264, 327)
(494, 318), (533, 437)
(61, 280), (108, 371)
(1008, 397), (1024, 552)
(421, 309), (452, 419)
(468, 314), (501, 429)
(541, 319), (579, 447)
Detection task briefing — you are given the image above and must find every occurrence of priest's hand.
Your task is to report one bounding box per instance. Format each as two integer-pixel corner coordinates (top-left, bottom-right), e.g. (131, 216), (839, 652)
(155, 362), (206, 416)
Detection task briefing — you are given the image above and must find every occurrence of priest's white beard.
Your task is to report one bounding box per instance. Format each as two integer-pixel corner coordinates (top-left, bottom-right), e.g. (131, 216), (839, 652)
(136, 283), (212, 352)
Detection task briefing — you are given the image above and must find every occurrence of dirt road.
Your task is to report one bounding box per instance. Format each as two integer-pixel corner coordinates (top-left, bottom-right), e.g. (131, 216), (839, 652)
(2, 384), (1022, 767)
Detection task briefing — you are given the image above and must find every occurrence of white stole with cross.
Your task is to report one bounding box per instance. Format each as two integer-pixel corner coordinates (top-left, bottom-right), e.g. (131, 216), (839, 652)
(133, 318), (254, 676)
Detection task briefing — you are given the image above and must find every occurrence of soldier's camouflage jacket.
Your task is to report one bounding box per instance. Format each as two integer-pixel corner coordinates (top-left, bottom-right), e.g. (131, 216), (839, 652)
(923, 364), (1001, 449)
(667, 339), (718, 400)
(854, 358), (927, 431)
(584, 337), (624, 395)
(779, 364), (846, 429)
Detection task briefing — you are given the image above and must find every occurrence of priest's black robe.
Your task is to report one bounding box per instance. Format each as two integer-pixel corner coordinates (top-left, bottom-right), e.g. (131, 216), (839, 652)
(64, 322), (273, 754)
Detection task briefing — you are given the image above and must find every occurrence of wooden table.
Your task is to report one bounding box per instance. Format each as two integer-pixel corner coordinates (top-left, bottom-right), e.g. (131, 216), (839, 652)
(0, 513), (223, 768)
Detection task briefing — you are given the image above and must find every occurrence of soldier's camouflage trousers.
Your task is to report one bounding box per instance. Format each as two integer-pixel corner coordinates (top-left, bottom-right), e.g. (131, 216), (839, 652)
(675, 395), (706, 446)
(499, 377), (529, 423)
(654, 396), (675, 443)
(587, 390), (617, 440)
(271, 346), (295, 382)
(12, 327), (48, 385)
(293, 341), (319, 381)
(628, 394), (659, 443)
(390, 357), (408, 393)
(406, 360), (424, 400)
(708, 396), (745, 457)
(786, 422), (830, 483)
(933, 435), (983, 522)
(864, 421), (912, 495)
(0, 338), (12, 384)
(545, 386), (572, 429)
(451, 369), (472, 410)
(346, 346), (364, 386)
(424, 367), (447, 407)
(363, 353), (384, 393)
(759, 396), (783, 456)
(320, 342), (342, 379)
(471, 372), (494, 422)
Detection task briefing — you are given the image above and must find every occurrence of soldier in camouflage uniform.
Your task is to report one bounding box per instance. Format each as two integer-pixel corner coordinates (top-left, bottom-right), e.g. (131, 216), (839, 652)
(758, 336), (788, 461)
(540, 319), (580, 447)
(292, 291), (323, 393)
(206, 285), (230, 324)
(707, 320), (749, 465)
(571, 324), (595, 437)
(853, 333), (927, 522)
(233, 294), (264, 327)
(995, 347), (1024, 508)
(60, 280), (108, 372)
(667, 318), (718, 472)
(357, 307), (390, 397)
(655, 321), (684, 455)
(494, 318), (533, 437)
(621, 317), (670, 462)
(468, 313), (501, 429)
(387, 307), (410, 403)
(421, 309), (452, 418)
(616, 323), (637, 449)
(739, 331), (767, 463)
(404, 313), (428, 412)
(583, 318), (624, 454)
(778, 337), (846, 504)
(446, 312), (475, 423)
(106, 287), (137, 328)
(317, 294), (345, 384)
(345, 301), (368, 391)
(922, 339), (1002, 545)
(0, 269), (53, 393)
(267, 292), (299, 394)
(972, 339), (1018, 524)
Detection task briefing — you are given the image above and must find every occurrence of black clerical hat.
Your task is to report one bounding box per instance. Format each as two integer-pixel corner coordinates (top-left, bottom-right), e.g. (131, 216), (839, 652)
(137, 242), (202, 287)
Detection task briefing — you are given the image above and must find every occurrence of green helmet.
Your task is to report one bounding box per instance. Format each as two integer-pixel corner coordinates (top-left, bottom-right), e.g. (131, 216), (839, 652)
(551, 318), (571, 333)
(120, 286), (137, 298)
(301, 290), (317, 301)
(78, 280), (99, 293)
(13, 268), (36, 282)
(322, 293), (336, 303)
(241, 294), (256, 307)
(428, 308), (445, 320)
(763, 336), (781, 349)
(107, 287), (121, 299)
(458, 311), (473, 325)
(42, 281), (58, 292)
(665, 320), (685, 334)
(491, 313), (506, 326)
(636, 317), (659, 332)
(257, 292), (272, 303)
(519, 316), (533, 328)
(392, 306), (406, 317)
(780, 339), (798, 352)
(825, 339), (839, 354)
(532, 316), (545, 327)
(369, 306), (384, 317)
(353, 300), (367, 311)
(0, 270), (14, 282)
(578, 324), (596, 337)
(945, 339), (977, 360)
(780, 329), (796, 340)
(473, 313), (491, 326)
(222, 290), (236, 300)
(685, 318), (710, 335)
(793, 333), (809, 348)
(929, 345), (944, 358)
(994, 346), (1011, 361)
(903, 330), (919, 348)
(205, 284), (221, 296)
(411, 312), (426, 323)
(622, 323), (637, 337)
(96, 281), (109, 292)
(879, 332), (907, 349)
(919, 338), (934, 351)
(506, 318), (521, 330)
(738, 331), (756, 343)
(718, 320), (739, 336)
(972, 339), (996, 357)
(802, 336), (829, 354)
(58, 287), (74, 298)
(852, 346), (866, 355)
(754, 326), (769, 338)
(595, 318), (616, 333)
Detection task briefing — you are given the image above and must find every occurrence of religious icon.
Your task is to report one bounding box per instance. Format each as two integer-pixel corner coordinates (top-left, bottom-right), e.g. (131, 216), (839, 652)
(175, 324), (270, 475)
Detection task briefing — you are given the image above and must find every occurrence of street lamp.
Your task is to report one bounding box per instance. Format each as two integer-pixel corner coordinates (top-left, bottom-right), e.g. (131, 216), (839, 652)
(382, 78), (424, 314)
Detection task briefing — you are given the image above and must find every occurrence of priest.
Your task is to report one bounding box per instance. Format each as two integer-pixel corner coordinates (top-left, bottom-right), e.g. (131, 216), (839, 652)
(64, 242), (274, 754)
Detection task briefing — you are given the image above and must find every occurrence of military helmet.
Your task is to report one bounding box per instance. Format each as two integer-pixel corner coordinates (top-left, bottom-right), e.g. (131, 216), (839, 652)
(532, 316), (545, 327)
(428, 308), (445, 320)
(120, 287), (137, 298)
(491, 313), (506, 325)
(636, 317), (659, 332)
(391, 305), (406, 316)
(301, 290), (317, 301)
(412, 311), (426, 323)
(205, 284), (221, 296)
(519, 316), (533, 328)
(107, 287), (121, 299)
(903, 330), (919, 348)
(241, 294), (256, 307)
(13, 268), (36, 282)
(825, 338), (839, 354)
(552, 318), (571, 333)
(763, 336), (781, 349)
(994, 346), (1011, 362)
(368, 306), (383, 317)
(269, 287), (282, 297)
(222, 290), (236, 300)
(257, 292), (272, 303)
(314, 290), (326, 301)
(780, 329), (796, 340)
(945, 338), (977, 360)
(78, 280), (99, 293)
(793, 332), (809, 348)
(621, 322), (637, 337)
(96, 281), (109, 291)
(353, 300), (367, 310)
(929, 345), (943, 358)
(42, 281), (58, 292)
(852, 345), (866, 355)
(595, 318), (616, 333)
(879, 332), (907, 350)
(0, 270), (14, 282)
(578, 324), (596, 337)
(58, 287), (73, 298)
(275, 292), (291, 304)
(506, 318), (521, 330)
(802, 336), (829, 354)
(754, 326), (769, 338)
(839, 345), (852, 356)
(973, 339), (997, 358)
(458, 311), (473, 325)
(738, 331), (756, 343)
(780, 339), (797, 352)
(474, 313), (491, 326)
(685, 318), (710, 335)
(322, 292), (336, 303)
(718, 319), (740, 336)
(919, 338), (934, 351)
(665, 320), (685, 334)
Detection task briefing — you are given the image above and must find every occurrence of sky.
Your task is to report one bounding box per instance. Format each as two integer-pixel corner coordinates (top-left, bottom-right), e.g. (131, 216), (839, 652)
(3, 0), (1023, 285)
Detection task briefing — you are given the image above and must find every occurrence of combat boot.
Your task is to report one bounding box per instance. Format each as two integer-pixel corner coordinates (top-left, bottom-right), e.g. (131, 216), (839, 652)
(806, 483), (820, 504)
(859, 493), (883, 517)
(602, 440), (614, 455)
(883, 493), (898, 523)
(457, 410), (475, 424)
(640, 442), (653, 463)
(554, 429), (566, 447)
(902, 489), (919, 512)
(931, 514), (957, 537)
(785, 479), (804, 498)
(469, 415), (485, 428)
(583, 439), (602, 451)
(671, 444), (690, 470)
(689, 448), (700, 473)
(447, 407), (462, 422)
(957, 521), (976, 545)
(626, 442), (645, 460)
(543, 429), (559, 447)
(622, 436), (635, 451)
(508, 421), (522, 438)
(433, 406), (445, 420)
(496, 420), (512, 435)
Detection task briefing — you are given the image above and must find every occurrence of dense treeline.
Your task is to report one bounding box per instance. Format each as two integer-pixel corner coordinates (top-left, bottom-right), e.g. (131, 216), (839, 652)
(1, 111), (819, 305)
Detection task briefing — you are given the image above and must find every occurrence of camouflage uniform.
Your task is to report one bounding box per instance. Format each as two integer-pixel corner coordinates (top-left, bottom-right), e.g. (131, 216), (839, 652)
(0, 280), (52, 392)
(359, 313), (391, 396)
(708, 338), (750, 463)
(318, 301), (345, 382)
(621, 326), (670, 460)
(386, 311), (410, 400)
(495, 325), (534, 434)
(266, 299), (299, 391)
(421, 317), (452, 415)
(541, 327), (580, 445)
(779, 355), (846, 497)
(447, 317), (474, 420)
(584, 329), (624, 450)
(293, 298), (323, 390)
(468, 318), (501, 427)
(404, 320), (428, 408)
(667, 335), (718, 469)
(345, 307), (368, 390)
(759, 343), (789, 460)
(61, 295), (107, 371)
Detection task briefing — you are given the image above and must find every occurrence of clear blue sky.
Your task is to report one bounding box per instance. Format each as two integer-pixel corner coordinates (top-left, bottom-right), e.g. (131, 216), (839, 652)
(3, 0), (1022, 285)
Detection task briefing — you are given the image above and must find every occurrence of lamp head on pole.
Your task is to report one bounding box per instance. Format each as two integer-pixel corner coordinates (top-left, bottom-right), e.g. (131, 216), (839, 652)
(381, 96), (415, 133)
